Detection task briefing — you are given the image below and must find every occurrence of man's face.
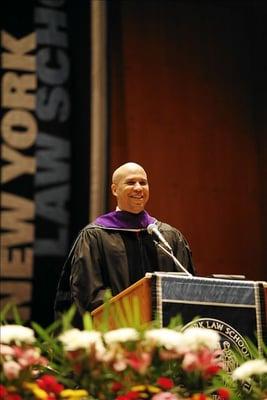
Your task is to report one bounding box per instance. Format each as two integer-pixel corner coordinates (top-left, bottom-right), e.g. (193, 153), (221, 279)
(112, 167), (149, 214)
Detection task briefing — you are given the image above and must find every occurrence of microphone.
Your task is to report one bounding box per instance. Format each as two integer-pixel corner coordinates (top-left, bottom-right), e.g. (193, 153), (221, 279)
(147, 223), (192, 276)
(147, 223), (173, 252)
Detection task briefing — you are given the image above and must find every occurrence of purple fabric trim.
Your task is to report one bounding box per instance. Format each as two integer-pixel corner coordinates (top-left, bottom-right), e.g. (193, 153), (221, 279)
(94, 210), (156, 229)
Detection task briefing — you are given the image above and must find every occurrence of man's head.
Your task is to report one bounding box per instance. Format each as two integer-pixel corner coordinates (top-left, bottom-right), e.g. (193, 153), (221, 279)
(111, 162), (149, 214)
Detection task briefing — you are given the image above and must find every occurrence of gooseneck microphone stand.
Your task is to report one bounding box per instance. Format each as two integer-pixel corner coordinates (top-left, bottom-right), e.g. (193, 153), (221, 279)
(153, 240), (193, 277)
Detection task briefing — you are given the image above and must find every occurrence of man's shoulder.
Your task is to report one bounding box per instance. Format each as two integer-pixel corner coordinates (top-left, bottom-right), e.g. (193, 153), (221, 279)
(156, 220), (176, 231)
(82, 222), (101, 231)
(157, 221), (186, 242)
(78, 222), (106, 237)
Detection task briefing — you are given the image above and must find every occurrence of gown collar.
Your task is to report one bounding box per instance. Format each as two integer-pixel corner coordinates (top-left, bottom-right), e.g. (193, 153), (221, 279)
(94, 210), (156, 230)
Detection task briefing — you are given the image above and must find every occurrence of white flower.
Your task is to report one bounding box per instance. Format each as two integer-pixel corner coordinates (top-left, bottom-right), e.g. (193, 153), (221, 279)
(0, 325), (35, 344)
(113, 359), (128, 371)
(144, 328), (185, 351)
(182, 327), (220, 351)
(58, 328), (105, 356)
(232, 359), (267, 380)
(104, 328), (139, 344)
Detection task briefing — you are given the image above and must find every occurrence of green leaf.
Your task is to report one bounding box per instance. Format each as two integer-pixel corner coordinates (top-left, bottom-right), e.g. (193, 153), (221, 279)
(0, 303), (24, 325)
(0, 302), (14, 323)
(61, 304), (77, 331)
(83, 312), (93, 330)
(31, 321), (53, 342)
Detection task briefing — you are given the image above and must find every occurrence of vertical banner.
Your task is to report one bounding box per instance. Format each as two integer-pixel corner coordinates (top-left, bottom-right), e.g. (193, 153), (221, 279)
(1, 0), (72, 326)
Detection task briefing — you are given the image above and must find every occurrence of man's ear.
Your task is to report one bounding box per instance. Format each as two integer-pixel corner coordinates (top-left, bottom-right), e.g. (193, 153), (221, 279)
(111, 183), (117, 197)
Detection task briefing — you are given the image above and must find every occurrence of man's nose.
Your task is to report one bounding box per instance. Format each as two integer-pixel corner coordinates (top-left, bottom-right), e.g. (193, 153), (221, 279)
(133, 182), (142, 190)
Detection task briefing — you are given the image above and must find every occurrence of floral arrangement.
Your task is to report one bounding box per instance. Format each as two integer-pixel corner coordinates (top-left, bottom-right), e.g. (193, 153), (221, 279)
(56, 325), (229, 400)
(0, 305), (266, 400)
(0, 324), (88, 400)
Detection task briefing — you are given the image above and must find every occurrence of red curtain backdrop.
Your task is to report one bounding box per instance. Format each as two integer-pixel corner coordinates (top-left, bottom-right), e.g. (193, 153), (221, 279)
(107, 1), (267, 280)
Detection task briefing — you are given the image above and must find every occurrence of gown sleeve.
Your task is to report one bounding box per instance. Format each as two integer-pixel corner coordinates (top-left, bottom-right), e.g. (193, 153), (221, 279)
(54, 226), (107, 326)
(70, 227), (107, 314)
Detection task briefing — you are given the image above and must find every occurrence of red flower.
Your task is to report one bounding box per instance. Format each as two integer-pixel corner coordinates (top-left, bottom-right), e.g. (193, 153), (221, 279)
(127, 391), (141, 399)
(37, 374), (64, 395)
(183, 348), (222, 378)
(156, 376), (174, 390)
(126, 351), (151, 373)
(0, 385), (8, 397)
(217, 387), (231, 400)
(116, 391), (139, 400)
(111, 381), (123, 392)
(6, 394), (22, 400)
(204, 364), (221, 377)
(0, 387), (22, 400)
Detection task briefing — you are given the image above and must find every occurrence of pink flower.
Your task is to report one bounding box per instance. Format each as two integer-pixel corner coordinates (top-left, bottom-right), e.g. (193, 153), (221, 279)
(3, 360), (21, 380)
(17, 348), (47, 368)
(0, 344), (15, 356)
(152, 393), (179, 400)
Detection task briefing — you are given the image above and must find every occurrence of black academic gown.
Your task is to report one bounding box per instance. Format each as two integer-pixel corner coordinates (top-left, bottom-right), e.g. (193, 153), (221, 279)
(54, 220), (195, 325)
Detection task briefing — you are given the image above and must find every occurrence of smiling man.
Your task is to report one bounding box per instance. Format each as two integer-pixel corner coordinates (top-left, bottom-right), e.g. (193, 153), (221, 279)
(54, 162), (195, 325)
(111, 162), (149, 213)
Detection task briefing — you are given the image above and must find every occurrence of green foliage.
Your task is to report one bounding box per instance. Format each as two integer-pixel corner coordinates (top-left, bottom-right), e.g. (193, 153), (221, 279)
(83, 311), (93, 331)
(0, 302), (24, 325)
(61, 303), (77, 331)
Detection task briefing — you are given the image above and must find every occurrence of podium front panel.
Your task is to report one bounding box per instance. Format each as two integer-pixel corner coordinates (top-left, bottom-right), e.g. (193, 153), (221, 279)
(151, 273), (267, 366)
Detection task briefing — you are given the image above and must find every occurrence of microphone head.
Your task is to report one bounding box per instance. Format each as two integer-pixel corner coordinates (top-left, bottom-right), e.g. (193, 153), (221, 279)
(147, 223), (156, 235)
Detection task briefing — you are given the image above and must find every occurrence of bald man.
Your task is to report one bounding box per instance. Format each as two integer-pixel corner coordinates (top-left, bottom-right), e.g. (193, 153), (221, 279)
(54, 162), (195, 325)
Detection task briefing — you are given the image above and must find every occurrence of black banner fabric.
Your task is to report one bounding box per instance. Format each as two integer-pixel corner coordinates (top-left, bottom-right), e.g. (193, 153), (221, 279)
(151, 273), (267, 371)
(1, 0), (90, 326)
(1, 1), (37, 322)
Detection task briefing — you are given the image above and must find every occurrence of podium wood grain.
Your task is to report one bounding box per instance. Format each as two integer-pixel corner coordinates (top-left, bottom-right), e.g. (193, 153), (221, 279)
(91, 276), (152, 329)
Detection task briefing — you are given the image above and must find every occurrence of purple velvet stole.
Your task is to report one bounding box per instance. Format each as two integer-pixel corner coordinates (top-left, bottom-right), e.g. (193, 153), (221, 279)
(94, 210), (156, 230)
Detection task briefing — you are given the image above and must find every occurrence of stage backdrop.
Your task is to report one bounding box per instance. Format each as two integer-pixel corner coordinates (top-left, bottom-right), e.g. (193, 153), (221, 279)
(1, 0), (90, 326)
(107, 0), (267, 281)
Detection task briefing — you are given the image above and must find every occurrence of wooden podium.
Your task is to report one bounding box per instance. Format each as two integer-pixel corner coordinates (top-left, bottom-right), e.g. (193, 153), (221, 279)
(91, 273), (267, 360)
(91, 276), (152, 329)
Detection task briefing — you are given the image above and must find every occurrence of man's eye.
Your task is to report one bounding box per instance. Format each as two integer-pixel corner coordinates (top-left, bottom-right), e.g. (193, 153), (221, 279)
(125, 180), (148, 186)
